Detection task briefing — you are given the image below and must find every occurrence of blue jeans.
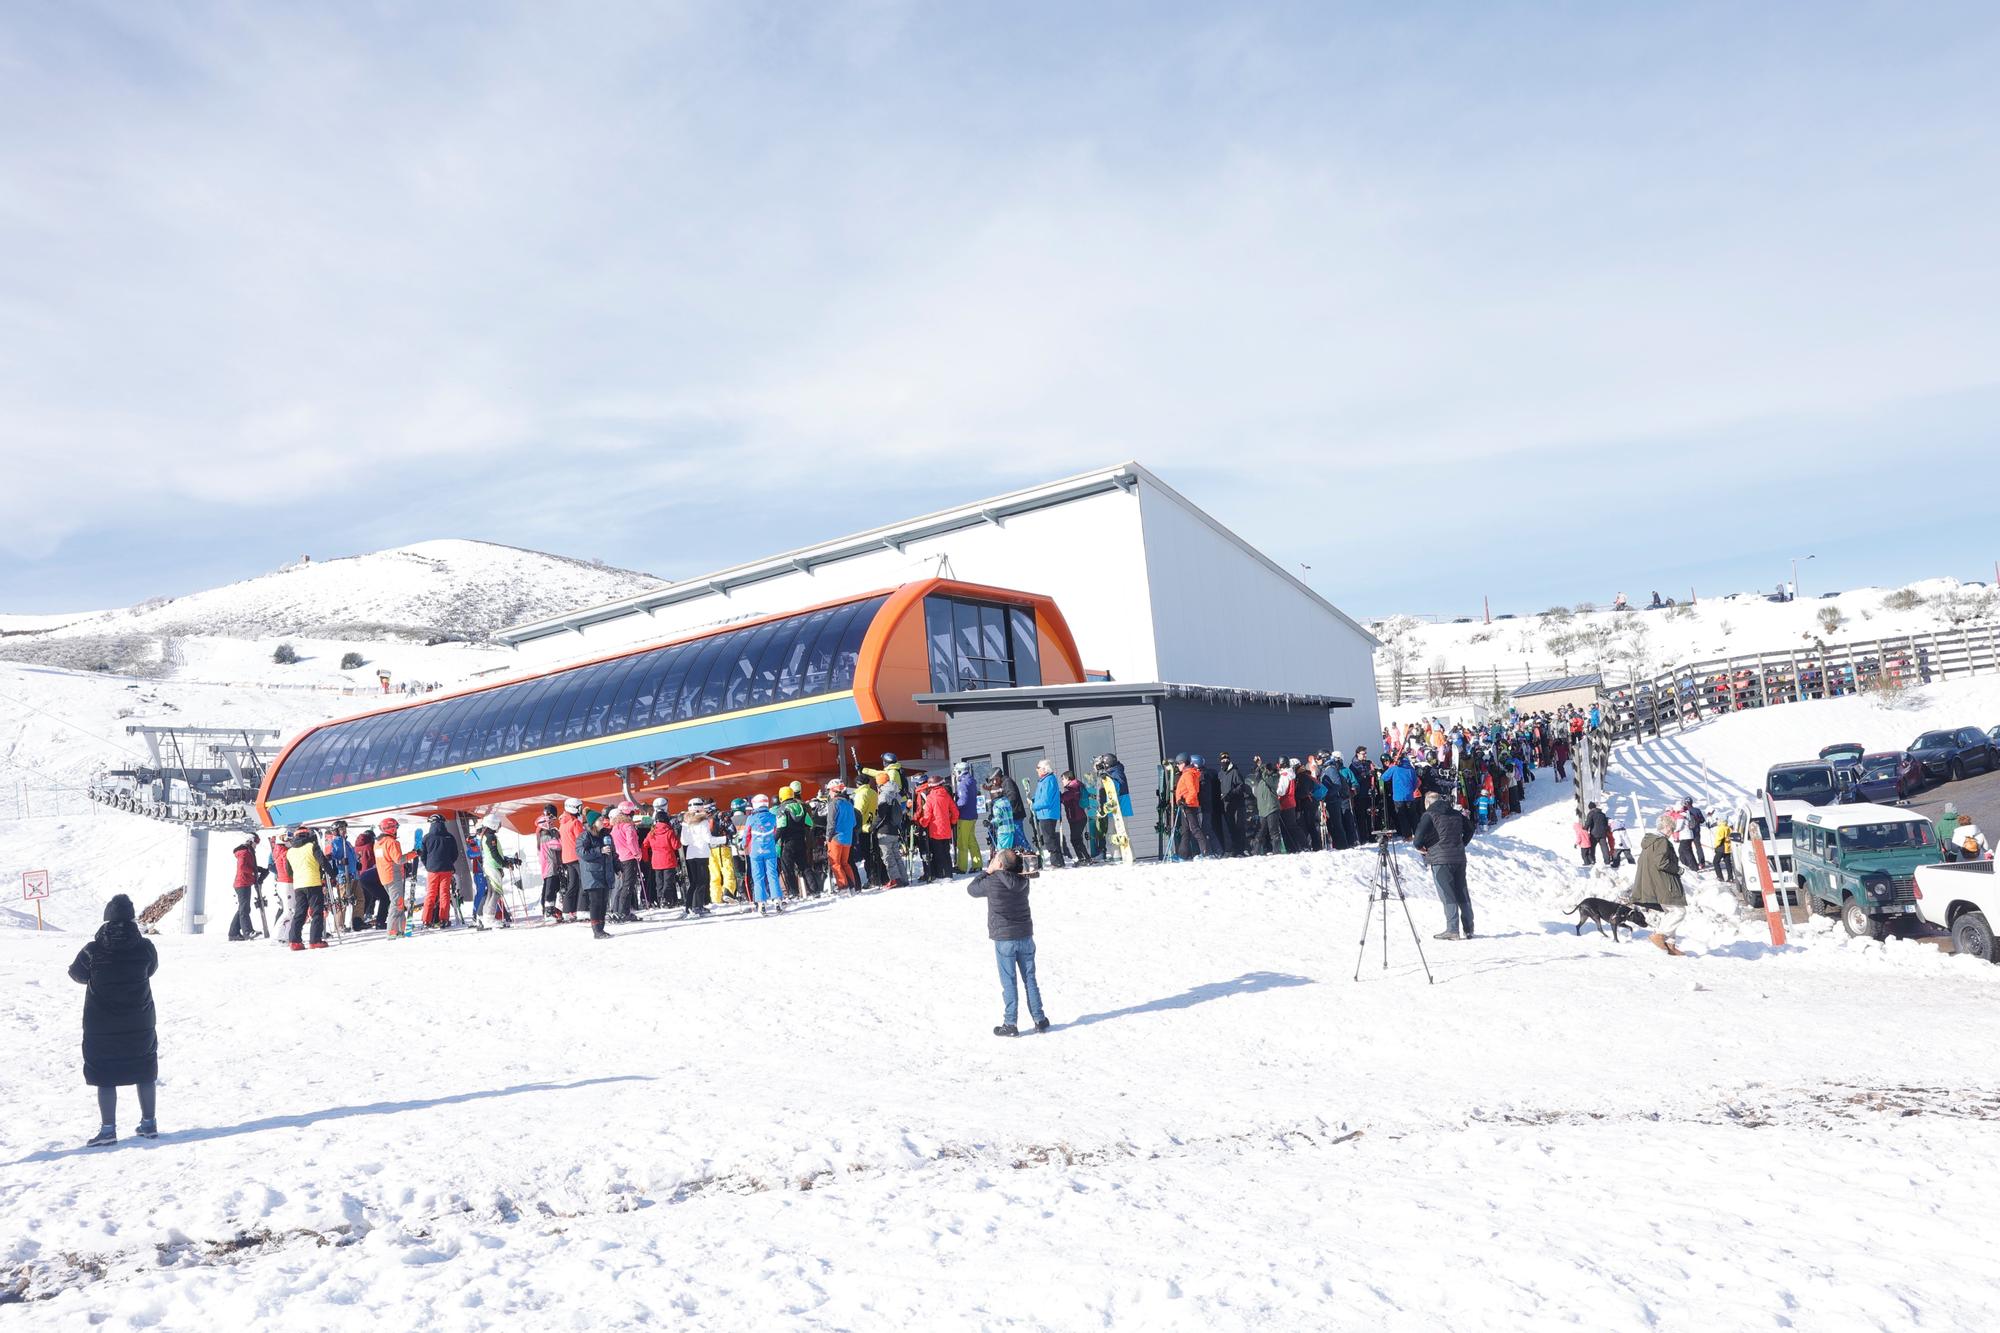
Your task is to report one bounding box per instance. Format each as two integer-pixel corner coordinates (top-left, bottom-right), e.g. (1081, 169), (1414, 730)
(994, 937), (1045, 1026)
(1431, 862), (1473, 935)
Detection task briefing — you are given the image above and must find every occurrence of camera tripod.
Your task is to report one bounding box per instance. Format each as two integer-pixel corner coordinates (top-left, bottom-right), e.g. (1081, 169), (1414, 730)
(1354, 830), (1435, 984)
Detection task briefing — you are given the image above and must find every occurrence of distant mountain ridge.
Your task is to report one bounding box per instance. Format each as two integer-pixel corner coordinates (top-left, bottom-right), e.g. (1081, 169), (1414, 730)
(6, 540), (662, 646)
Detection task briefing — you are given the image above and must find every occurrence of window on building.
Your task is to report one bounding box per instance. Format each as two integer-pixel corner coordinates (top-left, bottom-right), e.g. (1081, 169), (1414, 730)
(924, 595), (1041, 693)
(1066, 717), (1115, 780)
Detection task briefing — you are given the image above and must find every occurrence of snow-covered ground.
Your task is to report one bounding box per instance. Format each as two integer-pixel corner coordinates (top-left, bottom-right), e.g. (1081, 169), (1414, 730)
(1378, 574), (1998, 689)
(7, 686), (2000, 1328)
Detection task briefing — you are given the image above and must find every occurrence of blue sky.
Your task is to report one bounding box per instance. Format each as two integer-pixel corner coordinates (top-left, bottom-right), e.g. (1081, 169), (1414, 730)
(2, 2), (1997, 618)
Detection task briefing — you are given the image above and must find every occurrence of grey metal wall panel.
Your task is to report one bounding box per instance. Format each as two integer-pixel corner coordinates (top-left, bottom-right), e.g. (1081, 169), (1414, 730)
(1156, 698), (1334, 769)
(939, 701), (1165, 860)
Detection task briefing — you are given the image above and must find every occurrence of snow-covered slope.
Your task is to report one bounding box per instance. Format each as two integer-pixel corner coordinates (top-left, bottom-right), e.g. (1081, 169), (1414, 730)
(4, 788), (1998, 1328)
(12, 540), (659, 646)
(1378, 575), (1999, 688)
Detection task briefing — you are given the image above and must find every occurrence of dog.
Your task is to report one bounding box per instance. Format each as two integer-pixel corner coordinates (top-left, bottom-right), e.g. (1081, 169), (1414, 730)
(1563, 896), (1650, 941)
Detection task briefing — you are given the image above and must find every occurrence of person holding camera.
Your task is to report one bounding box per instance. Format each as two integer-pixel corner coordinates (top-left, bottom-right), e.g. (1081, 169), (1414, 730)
(1412, 790), (1477, 940)
(967, 848), (1049, 1037)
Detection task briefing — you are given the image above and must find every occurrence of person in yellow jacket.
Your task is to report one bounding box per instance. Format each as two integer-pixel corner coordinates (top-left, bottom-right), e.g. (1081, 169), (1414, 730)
(375, 818), (407, 936)
(1710, 818), (1735, 885)
(284, 827), (334, 951)
(852, 777), (880, 888)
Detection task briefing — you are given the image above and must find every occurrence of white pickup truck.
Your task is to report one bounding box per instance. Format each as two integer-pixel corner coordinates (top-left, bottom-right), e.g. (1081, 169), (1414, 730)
(1912, 860), (1998, 962)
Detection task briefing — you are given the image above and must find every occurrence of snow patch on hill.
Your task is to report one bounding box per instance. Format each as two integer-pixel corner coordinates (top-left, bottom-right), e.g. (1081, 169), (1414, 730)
(4, 540), (659, 649)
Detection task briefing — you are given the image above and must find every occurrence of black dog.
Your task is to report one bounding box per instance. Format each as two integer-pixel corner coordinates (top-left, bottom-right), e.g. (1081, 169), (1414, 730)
(1563, 897), (1649, 941)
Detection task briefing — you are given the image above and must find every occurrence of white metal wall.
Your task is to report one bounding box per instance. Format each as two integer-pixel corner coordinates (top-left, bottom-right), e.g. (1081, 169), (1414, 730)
(1135, 482), (1382, 756)
(511, 489), (1161, 682)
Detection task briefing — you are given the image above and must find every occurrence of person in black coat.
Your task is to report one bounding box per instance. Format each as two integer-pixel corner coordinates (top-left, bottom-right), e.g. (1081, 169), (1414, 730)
(68, 894), (160, 1146)
(967, 849), (1049, 1036)
(1411, 791), (1477, 941)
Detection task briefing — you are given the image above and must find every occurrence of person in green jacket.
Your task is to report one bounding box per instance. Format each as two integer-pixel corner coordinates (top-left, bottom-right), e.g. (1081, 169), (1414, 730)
(1249, 758), (1283, 855)
(1625, 813), (1689, 956)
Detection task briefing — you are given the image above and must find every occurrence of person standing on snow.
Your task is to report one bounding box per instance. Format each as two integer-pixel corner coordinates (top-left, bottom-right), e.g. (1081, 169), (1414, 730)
(1175, 757), (1214, 858)
(1626, 812), (1689, 955)
(967, 848), (1049, 1037)
(558, 798), (586, 916)
(535, 813), (565, 922)
(1030, 759), (1066, 868)
(1384, 755), (1421, 839)
(323, 821), (360, 931)
(852, 775), (882, 887)
(644, 803), (688, 914)
(609, 802), (643, 922)
(353, 825), (384, 929)
(229, 834), (266, 941)
(472, 814), (516, 928)
(1412, 790), (1477, 940)
(69, 894), (161, 1147)
(1248, 758), (1283, 855)
(675, 801), (714, 912)
(1059, 770), (1088, 864)
(418, 813), (461, 929)
(375, 818), (407, 935)
(822, 780), (860, 893)
(742, 794), (785, 914)
(953, 762), (982, 872)
(576, 810), (615, 937)
(284, 826), (335, 951)
(919, 776), (959, 880)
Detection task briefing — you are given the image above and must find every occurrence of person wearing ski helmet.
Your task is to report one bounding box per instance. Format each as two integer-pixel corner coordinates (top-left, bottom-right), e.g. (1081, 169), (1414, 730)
(865, 752), (907, 801)
(473, 813), (516, 928)
(675, 799), (716, 912)
(285, 825), (335, 951)
(823, 779), (859, 892)
(376, 817), (408, 935)
(558, 798), (586, 918)
(609, 801), (643, 922)
(742, 793), (784, 913)
(418, 813), (461, 930)
(708, 798), (743, 902)
(535, 812), (565, 922)
(953, 760), (981, 873)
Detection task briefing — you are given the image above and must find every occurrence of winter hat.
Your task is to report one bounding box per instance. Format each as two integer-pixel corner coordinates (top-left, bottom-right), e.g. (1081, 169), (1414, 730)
(584, 809), (601, 827)
(103, 894), (135, 924)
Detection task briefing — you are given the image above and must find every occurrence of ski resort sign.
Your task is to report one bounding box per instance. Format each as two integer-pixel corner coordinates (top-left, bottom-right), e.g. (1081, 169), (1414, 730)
(21, 868), (49, 932)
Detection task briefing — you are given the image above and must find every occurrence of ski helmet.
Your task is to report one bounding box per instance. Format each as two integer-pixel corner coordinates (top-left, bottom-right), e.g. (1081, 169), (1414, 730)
(481, 812), (504, 832)
(564, 797), (582, 813)
(1191, 755), (1204, 768)
(617, 800), (638, 815)
(651, 796), (668, 810)
(827, 779), (846, 793)
(1173, 754), (1189, 767)
(881, 753), (897, 764)
(379, 817), (399, 834)
(731, 797), (749, 811)
(953, 759), (968, 775)
(752, 794), (771, 809)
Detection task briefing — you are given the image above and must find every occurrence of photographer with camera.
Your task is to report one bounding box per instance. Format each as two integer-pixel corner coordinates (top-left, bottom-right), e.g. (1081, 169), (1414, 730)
(1411, 790), (1477, 941)
(967, 847), (1049, 1037)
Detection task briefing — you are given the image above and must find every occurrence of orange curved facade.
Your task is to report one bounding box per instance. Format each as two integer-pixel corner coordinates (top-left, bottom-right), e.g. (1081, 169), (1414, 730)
(258, 578), (1082, 831)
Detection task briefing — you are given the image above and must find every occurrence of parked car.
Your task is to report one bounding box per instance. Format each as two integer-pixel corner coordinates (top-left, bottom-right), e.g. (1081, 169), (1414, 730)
(1913, 860), (1998, 962)
(1987, 724), (2000, 750)
(1905, 727), (1998, 783)
(1791, 804), (1939, 938)
(1764, 760), (1840, 807)
(1848, 751), (1922, 803)
(1729, 798), (1807, 906)
(1818, 741), (1865, 790)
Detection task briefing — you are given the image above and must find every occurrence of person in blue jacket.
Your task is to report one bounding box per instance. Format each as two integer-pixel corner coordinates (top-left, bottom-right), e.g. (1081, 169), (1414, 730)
(1030, 760), (1065, 867)
(1386, 755), (1422, 839)
(743, 794), (785, 915)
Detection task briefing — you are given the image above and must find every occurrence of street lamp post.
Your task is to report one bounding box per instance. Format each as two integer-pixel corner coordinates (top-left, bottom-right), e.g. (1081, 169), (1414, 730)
(1791, 554), (1815, 602)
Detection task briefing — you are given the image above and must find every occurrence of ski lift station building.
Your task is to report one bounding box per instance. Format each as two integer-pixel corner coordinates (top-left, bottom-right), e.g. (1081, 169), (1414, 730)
(257, 463), (1380, 830)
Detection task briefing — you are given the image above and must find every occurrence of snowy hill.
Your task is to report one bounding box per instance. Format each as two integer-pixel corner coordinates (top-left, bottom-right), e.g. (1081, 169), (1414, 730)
(1376, 575), (1999, 692)
(4, 540), (659, 651)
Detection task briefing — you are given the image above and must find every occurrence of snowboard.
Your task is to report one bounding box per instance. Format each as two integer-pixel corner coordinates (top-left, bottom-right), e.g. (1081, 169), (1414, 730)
(1101, 776), (1136, 866)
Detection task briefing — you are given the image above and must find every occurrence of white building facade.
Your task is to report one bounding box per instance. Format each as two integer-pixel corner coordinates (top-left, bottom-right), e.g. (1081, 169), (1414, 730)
(500, 463), (1382, 755)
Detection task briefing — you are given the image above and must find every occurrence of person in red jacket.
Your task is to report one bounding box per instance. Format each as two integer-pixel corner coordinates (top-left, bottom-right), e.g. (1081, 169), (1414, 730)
(229, 836), (266, 940)
(918, 776), (959, 882)
(644, 805), (689, 913)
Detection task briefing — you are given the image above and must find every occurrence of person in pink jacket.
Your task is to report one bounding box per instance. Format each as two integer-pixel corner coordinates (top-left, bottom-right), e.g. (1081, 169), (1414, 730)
(610, 803), (643, 923)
